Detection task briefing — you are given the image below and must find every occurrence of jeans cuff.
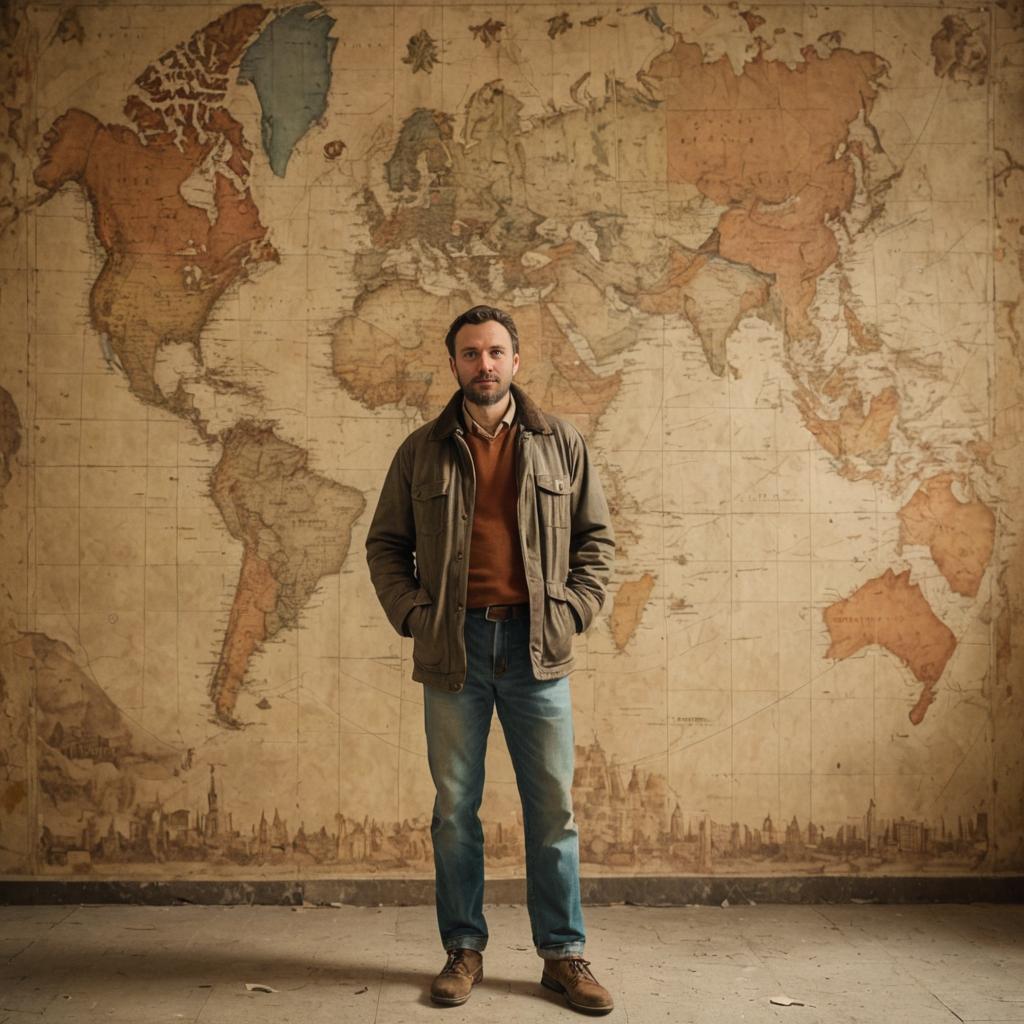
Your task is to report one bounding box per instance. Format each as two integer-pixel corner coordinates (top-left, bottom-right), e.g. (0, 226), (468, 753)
(537, 943), (586, 959)
(444, 936), (487, 953)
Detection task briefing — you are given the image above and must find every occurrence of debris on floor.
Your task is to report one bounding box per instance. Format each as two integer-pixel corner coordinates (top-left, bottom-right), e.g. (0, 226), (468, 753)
(769, 995), (805, 1007)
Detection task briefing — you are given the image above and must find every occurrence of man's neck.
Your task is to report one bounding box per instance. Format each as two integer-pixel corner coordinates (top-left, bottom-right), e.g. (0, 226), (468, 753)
(464, 392), (511, 434)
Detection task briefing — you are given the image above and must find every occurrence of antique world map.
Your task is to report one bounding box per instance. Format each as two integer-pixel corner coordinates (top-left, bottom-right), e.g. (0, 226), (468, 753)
(0, 0), (1022, 877)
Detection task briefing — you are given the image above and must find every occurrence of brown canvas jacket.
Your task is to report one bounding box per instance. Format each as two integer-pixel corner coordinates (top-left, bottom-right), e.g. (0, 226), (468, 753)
(365, 383), (615, 692)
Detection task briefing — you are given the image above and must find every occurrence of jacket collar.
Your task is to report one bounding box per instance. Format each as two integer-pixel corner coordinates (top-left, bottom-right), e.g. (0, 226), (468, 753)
(429, 382), (552, 439)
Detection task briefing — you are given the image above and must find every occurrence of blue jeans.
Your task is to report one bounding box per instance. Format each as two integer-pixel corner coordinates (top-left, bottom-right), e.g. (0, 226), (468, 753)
(423, 611), (585, 959)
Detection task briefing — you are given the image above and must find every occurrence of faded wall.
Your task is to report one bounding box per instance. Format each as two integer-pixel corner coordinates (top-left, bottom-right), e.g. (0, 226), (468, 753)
(1, 0), (1022, 885)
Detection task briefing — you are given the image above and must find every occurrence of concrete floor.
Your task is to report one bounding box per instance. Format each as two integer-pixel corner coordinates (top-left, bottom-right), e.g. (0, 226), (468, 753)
(0, 902), (1022, 1023)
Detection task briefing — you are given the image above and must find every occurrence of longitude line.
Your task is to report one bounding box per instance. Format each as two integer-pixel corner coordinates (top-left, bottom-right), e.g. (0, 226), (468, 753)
(391, 0), (401, 836)
(727, 280), (735, 827)
(25, 68), (39, 871)
(142, 413), (148, 715)
(775, 380), (781, 825)
(869, 0), (879, 832)
(985, 1), (998, 836)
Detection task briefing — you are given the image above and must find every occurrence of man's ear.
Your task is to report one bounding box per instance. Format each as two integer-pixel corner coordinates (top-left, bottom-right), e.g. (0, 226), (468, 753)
(512, 352), (520, 376)
(449, 356), (458, 381)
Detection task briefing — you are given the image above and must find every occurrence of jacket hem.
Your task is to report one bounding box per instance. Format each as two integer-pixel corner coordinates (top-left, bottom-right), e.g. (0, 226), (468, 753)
(531, 656), (575, 680)
(411, 656), (575, 689)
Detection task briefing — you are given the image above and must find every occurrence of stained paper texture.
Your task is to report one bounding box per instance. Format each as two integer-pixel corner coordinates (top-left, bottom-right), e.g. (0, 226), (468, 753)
(0, 1), (1021, 880)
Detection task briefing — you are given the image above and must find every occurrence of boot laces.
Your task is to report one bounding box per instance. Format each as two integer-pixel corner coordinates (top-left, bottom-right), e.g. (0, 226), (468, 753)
(441, 949), (472, 975)
(566, 957), (597, 982)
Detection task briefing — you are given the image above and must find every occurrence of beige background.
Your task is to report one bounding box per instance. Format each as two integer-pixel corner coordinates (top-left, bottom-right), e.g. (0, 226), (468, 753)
(0, 0), (1022, 880)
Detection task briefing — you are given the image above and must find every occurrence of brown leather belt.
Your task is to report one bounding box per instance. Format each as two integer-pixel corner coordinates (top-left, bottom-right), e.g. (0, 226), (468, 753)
(467, 603), (529, 621)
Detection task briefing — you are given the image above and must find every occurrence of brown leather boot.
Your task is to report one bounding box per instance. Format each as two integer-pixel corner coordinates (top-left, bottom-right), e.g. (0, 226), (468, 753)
(430, 948), (483, 1006)
(541, 957), (614, 1015)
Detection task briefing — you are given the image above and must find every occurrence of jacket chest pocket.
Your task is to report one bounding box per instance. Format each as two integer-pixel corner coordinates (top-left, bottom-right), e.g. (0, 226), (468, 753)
(413, 479), (449, 537)
(535, 474), (570, 529)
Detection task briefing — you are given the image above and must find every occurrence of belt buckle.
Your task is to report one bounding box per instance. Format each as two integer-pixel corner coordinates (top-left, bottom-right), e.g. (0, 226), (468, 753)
(485, 605), (510, 621)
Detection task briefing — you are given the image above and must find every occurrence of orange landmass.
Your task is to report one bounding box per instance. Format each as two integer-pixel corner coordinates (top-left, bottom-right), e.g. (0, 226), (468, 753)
(32, 6), (275, 412)
(797, 385), (899, 465)
(843, 304), (882, 352)
(210, 548), (280, 723)
(332, 286), (621, 437)
(626, 245), (775, 376)
(819, 368), (849, 400)
(646, 38), (887, 341)
(823, 568), (957, 724)
(1, 781), (27, 815)
(0, 385), (21, 503)
(209, 421), (365, 725)
(610, 573), (656, 651)
(362, 38), (887, 373)
(898, 474), (996, 598)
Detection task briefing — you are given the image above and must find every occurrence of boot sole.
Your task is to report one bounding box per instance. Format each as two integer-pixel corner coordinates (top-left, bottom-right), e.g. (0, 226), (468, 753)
(541, 974), (614, 1016)
(430, 993), (470, 1006)
(430, 970), (483, 1006)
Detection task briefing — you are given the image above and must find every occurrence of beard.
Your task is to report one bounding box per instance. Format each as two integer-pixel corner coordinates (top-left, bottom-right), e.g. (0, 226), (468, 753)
(460, 375), (511, 407)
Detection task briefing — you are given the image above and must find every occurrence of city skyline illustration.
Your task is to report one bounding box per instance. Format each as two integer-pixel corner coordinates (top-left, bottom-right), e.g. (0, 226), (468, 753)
(37, 736), (990, 875)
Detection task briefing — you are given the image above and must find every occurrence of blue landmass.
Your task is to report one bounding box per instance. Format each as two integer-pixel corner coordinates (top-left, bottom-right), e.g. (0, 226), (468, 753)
(238, 3), (337, 177)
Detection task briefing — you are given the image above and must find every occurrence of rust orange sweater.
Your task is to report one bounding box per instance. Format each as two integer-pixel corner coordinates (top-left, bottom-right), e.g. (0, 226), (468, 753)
(464, 423), (529, 607)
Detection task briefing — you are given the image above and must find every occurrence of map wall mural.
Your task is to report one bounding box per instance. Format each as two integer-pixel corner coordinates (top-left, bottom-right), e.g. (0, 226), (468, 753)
(1, 0), (1022, 880)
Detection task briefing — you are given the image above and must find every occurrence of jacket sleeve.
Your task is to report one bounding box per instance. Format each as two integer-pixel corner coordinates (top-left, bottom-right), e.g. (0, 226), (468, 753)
(565, 429), (615, 632)
(365, 439), (421, 637)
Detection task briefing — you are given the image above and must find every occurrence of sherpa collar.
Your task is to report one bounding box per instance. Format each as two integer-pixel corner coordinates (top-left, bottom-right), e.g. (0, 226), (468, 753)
(429, 382), (552, 439)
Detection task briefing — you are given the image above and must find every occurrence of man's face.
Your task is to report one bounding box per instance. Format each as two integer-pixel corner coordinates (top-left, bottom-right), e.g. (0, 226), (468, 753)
(449, 320), (519, 407)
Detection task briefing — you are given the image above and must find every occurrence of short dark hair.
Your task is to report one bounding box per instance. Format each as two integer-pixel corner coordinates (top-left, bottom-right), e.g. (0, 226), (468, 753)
(444, 305), (519, 358)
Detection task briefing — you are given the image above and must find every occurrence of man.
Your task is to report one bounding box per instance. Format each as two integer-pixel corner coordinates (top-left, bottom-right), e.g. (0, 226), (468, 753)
(365, 305), (616, 1014)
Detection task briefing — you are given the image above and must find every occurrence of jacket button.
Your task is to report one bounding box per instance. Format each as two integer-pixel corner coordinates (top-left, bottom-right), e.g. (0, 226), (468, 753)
(461, 513), (468, 521)
(449, 683), (461, 692)
(457, 603), (464, 611)
(456, 551), (463, 560)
